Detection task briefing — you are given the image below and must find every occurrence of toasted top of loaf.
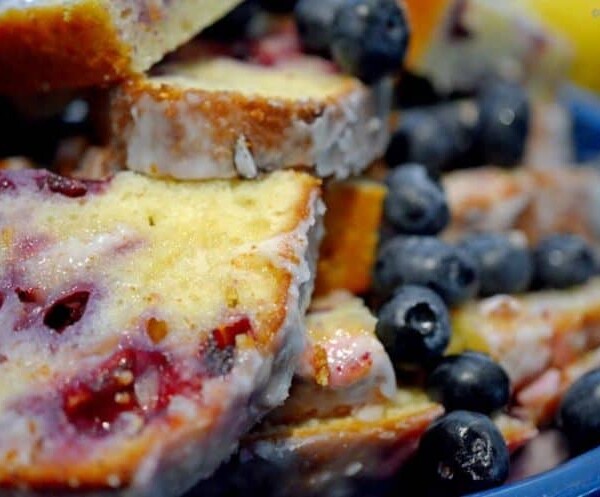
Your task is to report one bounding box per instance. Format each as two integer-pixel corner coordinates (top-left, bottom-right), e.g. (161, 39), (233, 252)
(0, 0), (241, 94)
(109, 52), (391, 180)
(0, 169), (322, 495)
(451, 278), (600, 386)
(269, 291), (395, 424)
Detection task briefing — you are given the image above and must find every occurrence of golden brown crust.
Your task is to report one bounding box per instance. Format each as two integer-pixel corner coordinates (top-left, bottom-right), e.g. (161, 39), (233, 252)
(315, 179), (386, 296)
(0, 0), (132, 95)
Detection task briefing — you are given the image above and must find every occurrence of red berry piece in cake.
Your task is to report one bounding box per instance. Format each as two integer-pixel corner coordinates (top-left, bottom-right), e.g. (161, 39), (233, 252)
(0, 174), (15, 191)
(35, 171), (91, 198)
(0, 169), (323, 495)
(43, 290), (91, 333)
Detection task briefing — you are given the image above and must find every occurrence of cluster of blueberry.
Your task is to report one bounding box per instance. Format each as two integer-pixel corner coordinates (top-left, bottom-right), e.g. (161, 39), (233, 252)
(377, 164), (597, 307)
(387, 82), (531, 175)
(372, 163), (599, 495)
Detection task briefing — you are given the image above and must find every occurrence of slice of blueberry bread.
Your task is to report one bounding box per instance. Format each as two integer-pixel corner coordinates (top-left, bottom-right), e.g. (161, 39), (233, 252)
(269, 291), (396, 424)
(0, 0), (242, 94)
(451, 278), (600, 387)
(108, 26), (391, 181)
(444, 167), (600, 249)
(0, 169), (322, 496)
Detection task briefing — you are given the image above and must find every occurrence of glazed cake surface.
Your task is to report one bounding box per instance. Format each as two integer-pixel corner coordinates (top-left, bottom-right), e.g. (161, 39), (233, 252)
(0, 0), (242, 94)
(109, 56), (391, 180)
(269, 291), (396, 424)
(451, 278), (600, 387)
(443, 167), (600, 248)
(0, 169), (322, 496)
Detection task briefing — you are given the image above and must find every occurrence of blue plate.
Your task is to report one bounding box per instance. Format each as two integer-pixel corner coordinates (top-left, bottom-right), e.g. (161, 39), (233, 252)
(471, 445), (600, 497)
(562, 85), (600, 163)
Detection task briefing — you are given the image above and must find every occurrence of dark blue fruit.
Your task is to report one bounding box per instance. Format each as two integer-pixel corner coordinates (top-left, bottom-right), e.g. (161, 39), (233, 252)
(460, 232), (533, 296)
(374, 236), (479, 306)
(376, 285), (451, 366)
(533, 234), (596, 289)
(294, 0), (344, 55)
(330, 0), (409, 84)
(384, 164), (450, 236)
(476, 82), (530, 167)
(385, 101), (480, 175)
(557, 368), (600, 453)
(0, 97), (92, 165)
(426, 352), (510, 414)
(201, 1), (260, 41)
(417, 411), (509, 496)
(394, 71), (442, 109)
(259, 0), (297, 12)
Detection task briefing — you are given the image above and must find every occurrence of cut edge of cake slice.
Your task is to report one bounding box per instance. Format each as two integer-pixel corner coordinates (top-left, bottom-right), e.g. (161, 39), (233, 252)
(109, 56), (392, 181)
(0, 169), (323, 497)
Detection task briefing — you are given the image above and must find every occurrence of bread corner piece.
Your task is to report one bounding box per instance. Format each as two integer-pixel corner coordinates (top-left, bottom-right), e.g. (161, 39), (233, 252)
(0, 0), (242, 94)
(315, 177), (386, 296)
(0, 169), (323, 496)
(109, 57), (392, 180)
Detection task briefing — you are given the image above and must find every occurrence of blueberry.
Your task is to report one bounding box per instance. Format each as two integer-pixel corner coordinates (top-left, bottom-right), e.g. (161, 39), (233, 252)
(0, 97), (92, 165)
(476, 82), (530, 167)
(426, 352), (510, 414)
(532, 234), (596, 289)
(385, 101), (480, 175)
(374, 236), (479, 306)
(201, 1), (259, 41)
(294, 0), (344, 55)
(557, 369), (600, 453)
(259, 0), (297, 12)
(384, 164), (450, 236)
(394, 71), (441, 109)
(330, 0), (409, 84)
(376, 285), (451, 366)
(417, 411), (509, 496)
(459, 232), (533, 296)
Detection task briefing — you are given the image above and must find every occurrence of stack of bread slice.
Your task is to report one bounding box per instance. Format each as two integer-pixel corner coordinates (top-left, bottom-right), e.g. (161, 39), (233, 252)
(0, 3), (405, 497)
